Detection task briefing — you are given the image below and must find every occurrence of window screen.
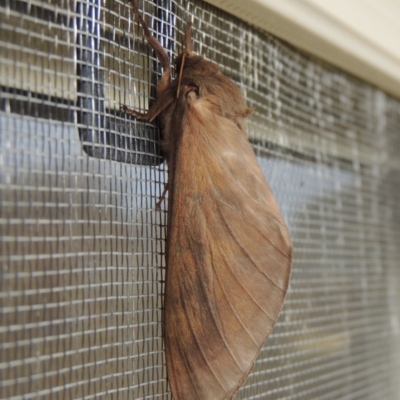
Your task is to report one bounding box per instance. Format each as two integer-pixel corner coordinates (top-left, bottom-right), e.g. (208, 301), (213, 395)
(1, 0), (400, 399)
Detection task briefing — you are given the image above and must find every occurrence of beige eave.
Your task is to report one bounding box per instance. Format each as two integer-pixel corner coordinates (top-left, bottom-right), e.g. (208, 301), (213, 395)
(205, 0), (400, 99)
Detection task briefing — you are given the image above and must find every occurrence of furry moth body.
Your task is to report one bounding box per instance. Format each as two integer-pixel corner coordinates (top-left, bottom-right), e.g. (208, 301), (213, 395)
(122, 2), (292, 399)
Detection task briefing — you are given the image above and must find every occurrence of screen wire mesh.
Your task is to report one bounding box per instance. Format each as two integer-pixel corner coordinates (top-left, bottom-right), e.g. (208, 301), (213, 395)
(1, 0), (400, 399)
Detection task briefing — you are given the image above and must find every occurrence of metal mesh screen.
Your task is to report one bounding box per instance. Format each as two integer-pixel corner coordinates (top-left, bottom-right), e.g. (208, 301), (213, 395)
(1, 0), (400, 399)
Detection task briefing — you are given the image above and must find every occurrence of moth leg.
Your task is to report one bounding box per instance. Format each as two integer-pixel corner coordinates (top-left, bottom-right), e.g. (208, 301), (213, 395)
(155, 182), (169, 211)
(120, 103), (160, 121)
(130, 1), (170, 74)
(131, 1), (171, 95)
(121, 2), (172, 121)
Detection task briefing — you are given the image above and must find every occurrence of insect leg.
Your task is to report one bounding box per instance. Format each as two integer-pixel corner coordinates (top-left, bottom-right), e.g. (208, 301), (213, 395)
(130, 1), (170, 75)
(120, 91), (173, 121)
(155, 181), (169, 211)
(121, 2), (173, 120)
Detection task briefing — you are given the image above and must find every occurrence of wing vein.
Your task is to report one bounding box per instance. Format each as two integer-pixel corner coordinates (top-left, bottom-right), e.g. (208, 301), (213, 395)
(185, 223), (247, 373)
(213, 202), (282, 321)
(215, 191), (290, 263)
(175, 331), (204, 400)
(201, 128), (286, 227)
(214, 194), (288, 291)
(176, 271), (229, 392)
(210, 247), (259, 347)
(202, 134), (291, 263)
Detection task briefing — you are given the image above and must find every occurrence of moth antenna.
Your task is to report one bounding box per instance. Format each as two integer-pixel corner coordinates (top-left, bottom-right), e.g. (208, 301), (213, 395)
(176, 52), (187, 98)
(185, 21), (193, 54)
(176, 21), (193, 98)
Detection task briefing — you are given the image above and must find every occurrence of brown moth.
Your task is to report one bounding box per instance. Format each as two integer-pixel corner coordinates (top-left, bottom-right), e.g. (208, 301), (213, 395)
(122, 2), (292, 399)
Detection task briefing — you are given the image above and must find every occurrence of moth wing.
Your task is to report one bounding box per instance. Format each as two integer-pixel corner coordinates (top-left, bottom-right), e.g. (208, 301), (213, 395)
(165, 100), (292, 400)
